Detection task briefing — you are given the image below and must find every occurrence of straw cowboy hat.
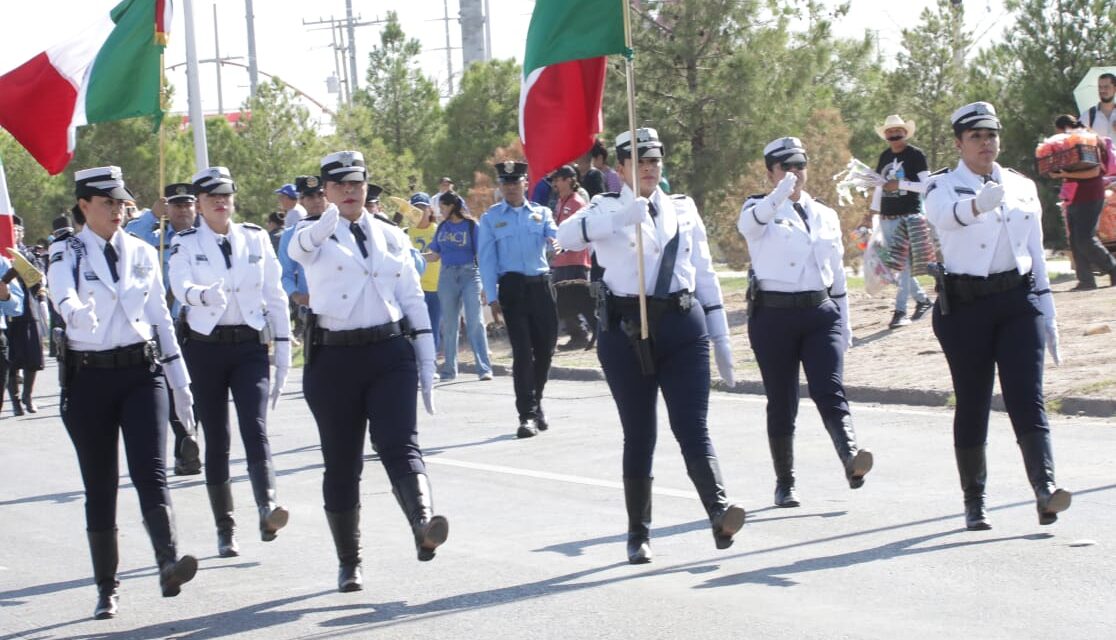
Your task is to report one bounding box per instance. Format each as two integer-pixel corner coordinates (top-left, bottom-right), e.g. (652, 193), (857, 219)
(875, 114), (916, 140)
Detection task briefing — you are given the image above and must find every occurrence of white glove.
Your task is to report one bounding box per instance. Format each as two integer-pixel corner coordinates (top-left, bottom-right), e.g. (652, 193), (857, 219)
(307, 203), (341, 246)
(974, 181), (1004, 213)
(67, 297), (98, 333)
(270, 341), (291, 409)
(414, 332), (436, 415)
(612, 197), (651, 229)
(836, 295), (853, 350)
(171, 385), (195, 429)
(705, 308), (735, 386)
(200, 280), (227, 307)
(769, 172), (798, 209)
(1046, 322), (1061, 366)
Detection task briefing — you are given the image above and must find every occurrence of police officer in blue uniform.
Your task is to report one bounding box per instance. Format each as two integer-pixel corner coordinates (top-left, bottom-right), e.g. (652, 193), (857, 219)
(156, 183), (203, 476)
(738, 137), (874, 509)
(924, 102), (1070, 530)
(477, 161), (559, 438)
(557, 128), (745, 563)
(168, 166), (292, 558)
(49, 167), (198, 619)
(289, 151), (447, 593)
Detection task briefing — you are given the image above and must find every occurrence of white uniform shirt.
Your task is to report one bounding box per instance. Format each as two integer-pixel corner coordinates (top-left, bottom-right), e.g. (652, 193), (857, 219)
(555, 184), (725, 308)
(737, 191), (849, 296)
(288, 211), (432, 332)
(47, 226), (190, 383)
(923, 160), (1051, 294)
(168, 220), (290, 338)
(1082, 104), (1116, 140)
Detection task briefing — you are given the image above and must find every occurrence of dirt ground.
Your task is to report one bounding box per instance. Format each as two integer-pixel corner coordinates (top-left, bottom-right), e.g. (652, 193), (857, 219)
(477, 273), (1116, 408)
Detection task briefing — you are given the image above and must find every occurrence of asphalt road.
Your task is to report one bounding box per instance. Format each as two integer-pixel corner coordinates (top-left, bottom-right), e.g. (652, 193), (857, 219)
(1, 364), (1113, 639)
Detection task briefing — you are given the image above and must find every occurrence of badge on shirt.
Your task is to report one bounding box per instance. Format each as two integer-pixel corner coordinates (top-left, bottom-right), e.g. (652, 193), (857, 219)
(954, 187), (975, 195)
(83, 272), (99, 281)
(170, 244), (180, 256)
(132, 263), (153, 279)
(495, 221), (508, 228)
(195, 254), (208, 262)
(248, 254), (262, 264)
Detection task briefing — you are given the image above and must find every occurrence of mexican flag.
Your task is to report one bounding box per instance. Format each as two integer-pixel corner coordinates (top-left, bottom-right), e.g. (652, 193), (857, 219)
(0, 155), (15, 253)
(0, 0), (171, 175)
(519, 0), (627, 187)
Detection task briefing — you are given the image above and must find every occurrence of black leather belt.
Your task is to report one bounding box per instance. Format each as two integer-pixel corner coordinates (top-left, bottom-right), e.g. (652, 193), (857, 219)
(189, 324), (260, 344)
(945, 270), (1029, 303)
(500, 273), (550, 284)
(71, 342), (155, 369)
(312, 321), (404, 347)
(609, 289), (696, 314)
(754, 290), (829, 309)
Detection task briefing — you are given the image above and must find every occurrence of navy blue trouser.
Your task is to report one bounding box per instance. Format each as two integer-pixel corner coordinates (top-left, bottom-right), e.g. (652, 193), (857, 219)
(748, 299), (850, 438)
(932, 284), (1049, 449)
(597, 303), (717, 478)
(303, 336), (426, 512)
(62, 362), (171, 532)
(183, 339), (271, 485)
(498, 274), (558, 421)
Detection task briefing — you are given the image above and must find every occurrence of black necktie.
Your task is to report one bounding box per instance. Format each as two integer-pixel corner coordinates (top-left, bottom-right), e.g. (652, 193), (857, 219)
(217, 237), (232, 269)
(351, 222), (369, 258)
(793, 202), (810, 233)
(648, 201), (658, 219)
(103, 243), (119, 282)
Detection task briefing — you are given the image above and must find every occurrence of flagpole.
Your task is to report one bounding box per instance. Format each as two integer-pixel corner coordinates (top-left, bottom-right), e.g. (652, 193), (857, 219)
(183, 0), (210, 171)
(620, 0), (649, 342)
(158, 52), (167, 268)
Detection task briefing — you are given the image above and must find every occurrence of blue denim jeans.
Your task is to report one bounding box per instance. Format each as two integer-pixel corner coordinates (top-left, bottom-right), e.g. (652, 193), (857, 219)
(880, 214), (929, 313)
(437, 264), (492, 378)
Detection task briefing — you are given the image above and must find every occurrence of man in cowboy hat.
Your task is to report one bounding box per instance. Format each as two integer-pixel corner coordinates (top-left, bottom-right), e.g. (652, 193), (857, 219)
(862, 114), (933, 328)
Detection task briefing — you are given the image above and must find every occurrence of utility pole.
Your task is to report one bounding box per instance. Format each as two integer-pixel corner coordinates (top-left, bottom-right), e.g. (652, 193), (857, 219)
(443, 0), (454, 94)
(182, 0), (209, 171)
(203, 3), (242, 115)
(303, 12), (383, 105)
(245, 0), (259, 97)
(345, 0), (359, 93)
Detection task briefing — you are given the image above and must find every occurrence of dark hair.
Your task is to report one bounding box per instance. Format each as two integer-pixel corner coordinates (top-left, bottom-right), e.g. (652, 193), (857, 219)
(440, 190), (472, 220)
(1100, 73), (1116, 85)
(52, 213), (73, 231)
(1054, 114), (1084, 130)
(72, 201), (87, 225)
(591, 140), (608, 161)
(267, 211), (284, 226)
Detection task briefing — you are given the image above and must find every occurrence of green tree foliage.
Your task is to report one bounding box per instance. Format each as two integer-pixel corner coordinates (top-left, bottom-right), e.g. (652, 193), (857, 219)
(358, 11), (443, 160)
(0, 132), (68, 243)
(327, 107), (422, 204)
(425, 58), (521, 193)
(888, 0), (971, 171)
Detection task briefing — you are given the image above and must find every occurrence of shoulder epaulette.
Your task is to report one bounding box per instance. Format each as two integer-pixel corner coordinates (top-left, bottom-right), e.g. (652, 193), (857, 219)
(746, 193), (768, 201)
(930, 167), (950, 176)
(601, 192), (622, 199)
(51, 229), (73, 243)
(241, 222), (263, 231)
(813, 197), (829, 206)
(373, 212), (399, 227)
(127, 231), (141, 239)
(1005, 167), (1024, 176)
(177, 227), (198, 236)
(670, 193), (688, 200)
(303, 215), (322, 222)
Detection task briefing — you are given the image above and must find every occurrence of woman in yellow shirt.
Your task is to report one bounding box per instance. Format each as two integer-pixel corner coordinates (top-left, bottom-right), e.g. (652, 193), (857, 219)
(405, 193), (442, 353)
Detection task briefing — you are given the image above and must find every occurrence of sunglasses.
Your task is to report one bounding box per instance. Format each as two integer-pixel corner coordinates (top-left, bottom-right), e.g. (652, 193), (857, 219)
(886, 134), (906, 142)
(780, 161), (807, 171)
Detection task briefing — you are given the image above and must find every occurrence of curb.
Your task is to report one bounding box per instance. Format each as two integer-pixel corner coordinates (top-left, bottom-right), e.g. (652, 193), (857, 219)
(458, 363), (1114, 419)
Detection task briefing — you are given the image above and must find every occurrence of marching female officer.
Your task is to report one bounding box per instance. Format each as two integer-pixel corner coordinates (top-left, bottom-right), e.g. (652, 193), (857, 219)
(49, 167), (198, 619)
(168, 166), (292, 557)
(924, 102), (1070, 530)
(289, 151), (447, 593)
(556, 128), (745, 564)
(737, 137), (874, 509)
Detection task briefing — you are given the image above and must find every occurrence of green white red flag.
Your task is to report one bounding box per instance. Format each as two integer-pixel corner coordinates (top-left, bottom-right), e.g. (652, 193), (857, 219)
(0, 0), (171, 175)
(519, 0), (627, 187)
(0, 154), (15, 253)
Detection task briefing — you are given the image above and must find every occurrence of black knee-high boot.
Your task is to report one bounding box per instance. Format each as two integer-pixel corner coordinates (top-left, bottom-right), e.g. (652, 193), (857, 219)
(822, 415), (873, 488)
(1018, 431), (1072, 525)
(247, 461), (289, 541)
(142, 506), (197, 597)
(21, 369), (37, 412)
(955, 446), (992, 530)
(623, 477), (652, 564)
(392, 473), (449, 561)
(325, 507), (363, 592)
(683, 455), (746, 549)
(206, 482), (239, 557)
(87, 529), (119, 619)
(768, 436), (800, 507)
